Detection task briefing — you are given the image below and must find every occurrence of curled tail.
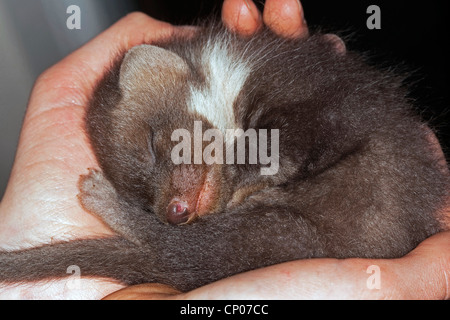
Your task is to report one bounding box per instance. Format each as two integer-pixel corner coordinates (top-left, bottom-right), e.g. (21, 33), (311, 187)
(0, 238), (152, 286)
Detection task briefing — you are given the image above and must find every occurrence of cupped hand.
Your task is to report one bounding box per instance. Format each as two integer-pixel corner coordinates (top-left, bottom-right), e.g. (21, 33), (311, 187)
(0, 10), (196, 299)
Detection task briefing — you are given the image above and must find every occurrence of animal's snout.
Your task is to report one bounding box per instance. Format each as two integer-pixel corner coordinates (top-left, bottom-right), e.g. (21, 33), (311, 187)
(166, 200), (190, 225)
(165, 164), (224, 225)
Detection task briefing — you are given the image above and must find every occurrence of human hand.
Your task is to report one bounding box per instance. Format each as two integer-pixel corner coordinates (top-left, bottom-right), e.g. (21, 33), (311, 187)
(0, 9), (197, 299)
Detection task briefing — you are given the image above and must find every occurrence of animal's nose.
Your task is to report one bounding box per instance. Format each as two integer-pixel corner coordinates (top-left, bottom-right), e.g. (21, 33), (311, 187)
(166, 200), (190, 225)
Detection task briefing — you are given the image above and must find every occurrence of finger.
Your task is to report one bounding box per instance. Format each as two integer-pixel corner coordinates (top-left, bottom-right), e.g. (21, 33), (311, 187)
(102, 283), (182, 300)
(263, 0), (309, 39)
(398, 231), (450, 299)
(222, 0), (263, 36)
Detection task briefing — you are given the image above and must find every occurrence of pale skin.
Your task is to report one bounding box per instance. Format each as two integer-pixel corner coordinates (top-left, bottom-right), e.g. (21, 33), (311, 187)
(0, 0), (448, 300)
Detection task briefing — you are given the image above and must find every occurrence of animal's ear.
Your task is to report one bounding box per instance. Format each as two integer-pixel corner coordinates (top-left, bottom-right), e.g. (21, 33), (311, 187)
(322, 34), (346, 56)
(119, 44), (189, 93)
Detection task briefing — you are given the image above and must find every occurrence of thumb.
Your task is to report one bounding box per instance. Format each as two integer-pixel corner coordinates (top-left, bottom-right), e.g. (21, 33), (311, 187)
(102, 283), (182, 300)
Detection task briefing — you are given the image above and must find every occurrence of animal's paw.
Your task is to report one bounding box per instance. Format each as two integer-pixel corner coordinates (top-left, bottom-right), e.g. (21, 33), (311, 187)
(78, 169), (148, 245)
(77, 168), (118, 216)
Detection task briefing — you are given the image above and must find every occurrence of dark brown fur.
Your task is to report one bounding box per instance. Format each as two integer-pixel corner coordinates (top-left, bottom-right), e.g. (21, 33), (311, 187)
(0, 23), (448, 292)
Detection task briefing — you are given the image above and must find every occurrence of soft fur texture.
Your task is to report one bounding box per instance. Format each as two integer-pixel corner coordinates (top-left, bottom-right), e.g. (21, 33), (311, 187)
(0, 23), (448, 292)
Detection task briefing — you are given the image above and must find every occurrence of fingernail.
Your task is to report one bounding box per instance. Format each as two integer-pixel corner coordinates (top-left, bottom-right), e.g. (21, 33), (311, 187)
(296, 0), (307, 22)
(243, 0), (261, 23)
(296, 0), (309, 37)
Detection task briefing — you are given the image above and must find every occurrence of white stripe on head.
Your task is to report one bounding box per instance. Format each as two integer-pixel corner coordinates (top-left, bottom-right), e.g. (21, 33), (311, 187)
(188, 37), (251, 141)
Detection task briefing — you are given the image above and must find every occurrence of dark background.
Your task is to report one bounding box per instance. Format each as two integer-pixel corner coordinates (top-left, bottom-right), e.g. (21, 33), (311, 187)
(0, 0), (448, 198)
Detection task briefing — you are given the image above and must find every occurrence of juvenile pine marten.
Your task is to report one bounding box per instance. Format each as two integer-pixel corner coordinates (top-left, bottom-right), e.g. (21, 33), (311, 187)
(0, 22), (448, 292)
